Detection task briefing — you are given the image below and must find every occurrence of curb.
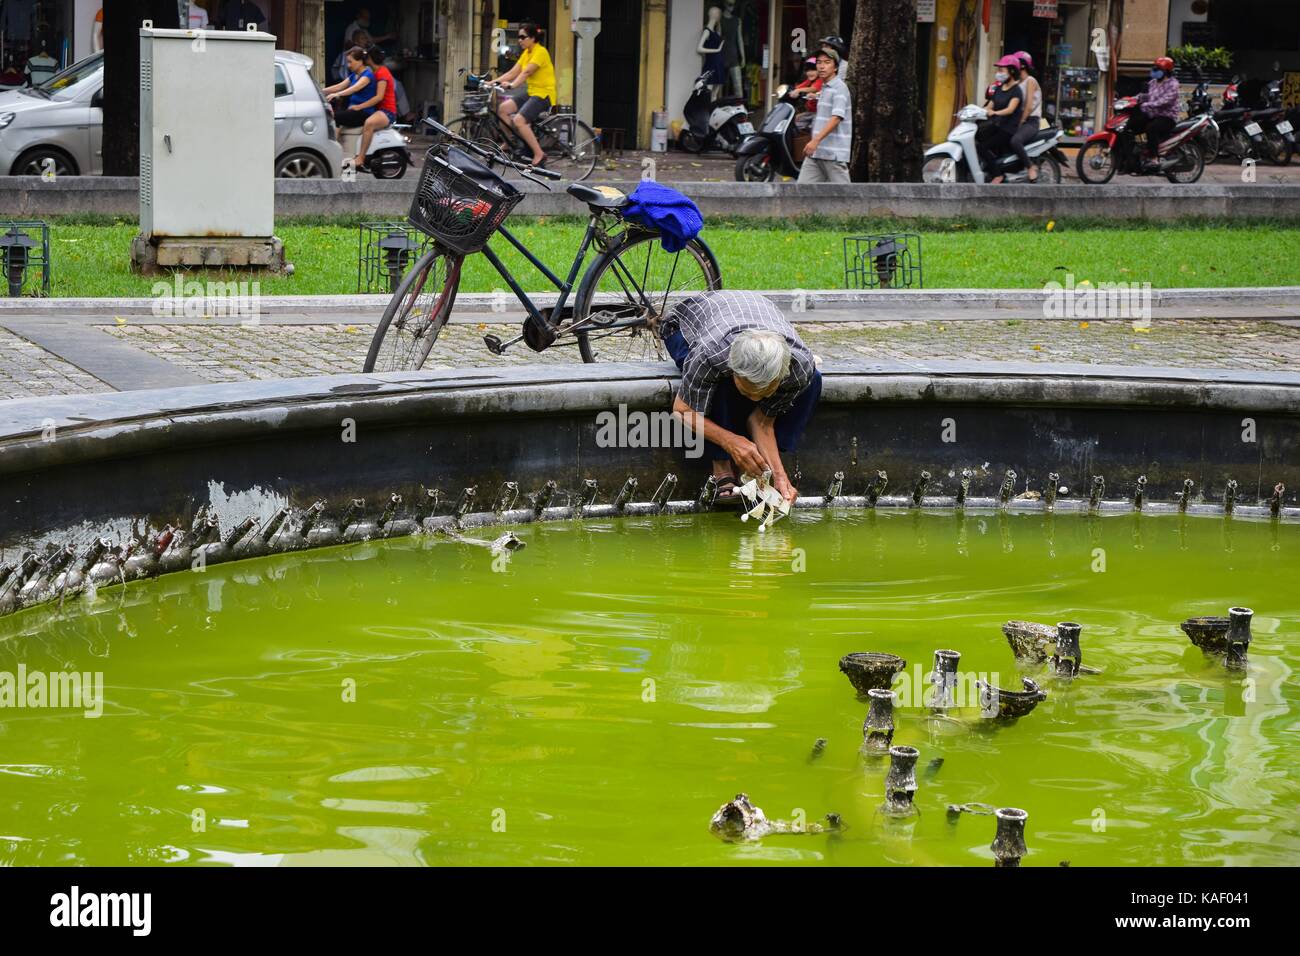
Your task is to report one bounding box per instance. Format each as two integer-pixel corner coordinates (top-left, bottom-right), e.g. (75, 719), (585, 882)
(3, 286), (1299, 317)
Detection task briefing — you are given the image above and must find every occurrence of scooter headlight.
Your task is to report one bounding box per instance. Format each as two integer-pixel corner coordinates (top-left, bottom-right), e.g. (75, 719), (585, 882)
(0, 113), (15, 130)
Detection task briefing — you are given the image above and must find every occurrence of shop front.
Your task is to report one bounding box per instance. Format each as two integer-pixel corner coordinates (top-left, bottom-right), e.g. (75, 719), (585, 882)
(0, 1), (80, 89)
(988, 0), (1108, 143)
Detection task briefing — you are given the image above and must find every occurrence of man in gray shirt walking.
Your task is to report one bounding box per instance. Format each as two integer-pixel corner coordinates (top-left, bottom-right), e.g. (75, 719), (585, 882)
(798, 36), (852, 184)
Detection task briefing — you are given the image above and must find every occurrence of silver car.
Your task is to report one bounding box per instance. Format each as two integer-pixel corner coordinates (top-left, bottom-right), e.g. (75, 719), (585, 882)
(0, 51), (342, 178)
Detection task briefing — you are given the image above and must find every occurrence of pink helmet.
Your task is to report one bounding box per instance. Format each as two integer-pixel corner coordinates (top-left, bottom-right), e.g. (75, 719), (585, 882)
(995, 54), (1022, 70)
(1014, 51), (1034, 69)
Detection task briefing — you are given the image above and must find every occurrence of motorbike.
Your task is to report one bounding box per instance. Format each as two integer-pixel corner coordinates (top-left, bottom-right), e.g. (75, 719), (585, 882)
(734, 84), (808, 181)
(679, 71), (752, 156)
(921, 104), (1066, 184)
(1075, 96), (1209, 184)
(1185, 79), (1222, 162)
(344, 125), (413, 179)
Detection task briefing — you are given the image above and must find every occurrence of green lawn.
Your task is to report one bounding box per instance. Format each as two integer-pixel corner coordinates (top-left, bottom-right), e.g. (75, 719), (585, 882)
(36, 216), (1300, 297)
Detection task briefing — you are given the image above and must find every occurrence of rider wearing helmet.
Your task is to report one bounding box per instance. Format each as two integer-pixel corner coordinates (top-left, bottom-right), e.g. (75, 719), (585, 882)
(1009, 51), (1044, 181)
(1132, 56), (1180, 159)
(797, 36), (853, 183)
(978, 54), (1026, 183)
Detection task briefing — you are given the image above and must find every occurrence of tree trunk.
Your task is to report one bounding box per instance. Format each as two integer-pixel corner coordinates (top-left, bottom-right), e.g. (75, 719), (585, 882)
(847, 0), (925, 183)
(805, 0), (842, 47)
(103, 2), (181, 176)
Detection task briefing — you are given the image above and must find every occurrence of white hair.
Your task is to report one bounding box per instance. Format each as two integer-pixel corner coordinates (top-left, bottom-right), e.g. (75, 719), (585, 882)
(729, 330), (791, 388)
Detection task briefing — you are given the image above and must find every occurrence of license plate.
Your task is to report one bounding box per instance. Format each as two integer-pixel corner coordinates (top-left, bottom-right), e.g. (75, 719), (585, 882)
(737, 122), (755, 135)
(1244, 122), (1262, 136)
(1278, 120), (1294, 134)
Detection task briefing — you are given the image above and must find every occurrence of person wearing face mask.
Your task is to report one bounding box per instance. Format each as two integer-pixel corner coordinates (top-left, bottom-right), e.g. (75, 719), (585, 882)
(1130, 57), (1180, 159)
(1008, 52), (1043, 182)
(976, 55), (1024, 184)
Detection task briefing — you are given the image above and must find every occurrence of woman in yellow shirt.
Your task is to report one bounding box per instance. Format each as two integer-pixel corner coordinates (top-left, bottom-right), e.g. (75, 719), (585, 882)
(488, 22), (555, 166)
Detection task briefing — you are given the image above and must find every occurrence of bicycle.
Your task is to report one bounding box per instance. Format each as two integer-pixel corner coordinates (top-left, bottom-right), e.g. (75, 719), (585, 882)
(362, 119), (722, 373)
(446, 73), (599, 183)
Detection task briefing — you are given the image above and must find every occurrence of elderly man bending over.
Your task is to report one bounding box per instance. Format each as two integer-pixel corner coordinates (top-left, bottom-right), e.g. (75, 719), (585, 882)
(660, 290), (822, 503)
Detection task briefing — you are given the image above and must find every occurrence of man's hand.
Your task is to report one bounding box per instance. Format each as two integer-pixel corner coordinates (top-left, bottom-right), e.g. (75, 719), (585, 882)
(774, 474), (798, 503)
(802, 138), (819, 160)
(726, 435), (768, 477)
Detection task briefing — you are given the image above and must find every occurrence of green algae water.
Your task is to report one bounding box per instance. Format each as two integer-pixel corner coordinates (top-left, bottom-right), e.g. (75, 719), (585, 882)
(1, 510), (1296, 866)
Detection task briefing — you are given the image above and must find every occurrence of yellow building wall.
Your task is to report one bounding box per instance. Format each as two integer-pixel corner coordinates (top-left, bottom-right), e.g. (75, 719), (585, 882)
(638, 0), (669, 148)
(926, 0), (962, 143)
(550, 0), (575, 105)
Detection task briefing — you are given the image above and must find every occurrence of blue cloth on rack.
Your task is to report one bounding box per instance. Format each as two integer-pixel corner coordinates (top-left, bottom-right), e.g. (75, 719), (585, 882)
(624, 182), (704, 253)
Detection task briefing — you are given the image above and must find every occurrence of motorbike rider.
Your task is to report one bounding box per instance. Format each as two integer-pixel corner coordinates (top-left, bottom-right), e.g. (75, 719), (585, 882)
(792, 56), (821, 107)
(977, 55), (1025, 184)
(1008, 51), (1044, 182)
(1131, 57), (1181, 160)
(797, 36), (853, 183)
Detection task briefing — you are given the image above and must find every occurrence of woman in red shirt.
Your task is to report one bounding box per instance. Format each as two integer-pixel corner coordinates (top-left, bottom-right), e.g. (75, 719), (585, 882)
(354, 46), (399, 170)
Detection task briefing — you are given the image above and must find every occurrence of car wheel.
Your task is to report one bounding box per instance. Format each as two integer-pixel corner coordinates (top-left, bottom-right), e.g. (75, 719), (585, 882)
(276, 150), (329, 178)
(13, 148), (77, 177)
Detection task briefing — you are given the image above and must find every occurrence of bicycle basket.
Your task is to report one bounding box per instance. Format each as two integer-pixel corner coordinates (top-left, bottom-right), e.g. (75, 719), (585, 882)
(461, 92), (490, 114)
(408, 146), (523, 256)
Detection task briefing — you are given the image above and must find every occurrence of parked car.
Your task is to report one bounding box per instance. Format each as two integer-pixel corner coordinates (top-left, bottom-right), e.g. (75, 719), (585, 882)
(0, 51), (343, 178)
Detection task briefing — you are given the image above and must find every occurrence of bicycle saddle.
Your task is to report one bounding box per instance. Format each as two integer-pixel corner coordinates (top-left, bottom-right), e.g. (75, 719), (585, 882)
(566, 183), (629, 208)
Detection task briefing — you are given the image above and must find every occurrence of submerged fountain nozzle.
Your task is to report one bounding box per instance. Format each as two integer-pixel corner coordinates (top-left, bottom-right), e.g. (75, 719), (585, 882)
(1225, 606), (1253, 671)
(1134, 475), (1148, 511)
(223, 517), (257, 550)
(651, 473), (677, 511)
(492, 481), (519, 516)
(614, 477), (637, 512)
(531, 480), (557, 517)
(956, 468), (974, 507)
(999, 469), (1017, 506)
(928, 648), (961, 710)
(1044, 472), (1060, 510)
(1224, 479), (1238, 515)
(298, 501), (326, 536)
(338, 499), (365, 534)
(991, 807), (1029, 867)
(260, 507), (291, 543)
(379, 493), (403, 528)
(1089, 475), (1105, 511)
(79, 538), (112, 573)
(578, 479), (599, 512)
(861, 688), (896, 754)
(866, 470), (888, 507)
(824, 471), (844, 506)
(1179, 478), (1195, 513)
(453, 486), (478, 522)
(1052, 622), (1082, 678)
(1270, 483), (1285, 518)
(911, 471), (932, 507)
(883, 745), (920, 817)
(839, 652), (907, 696)
(697, 475), (719, 511)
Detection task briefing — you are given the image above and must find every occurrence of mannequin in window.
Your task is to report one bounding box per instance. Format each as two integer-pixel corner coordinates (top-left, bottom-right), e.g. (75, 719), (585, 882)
(698, 6), (726, 99)
(720, 0), (744, 99)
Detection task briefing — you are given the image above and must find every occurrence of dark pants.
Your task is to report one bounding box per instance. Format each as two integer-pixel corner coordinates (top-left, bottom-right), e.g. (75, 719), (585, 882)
(977, 122), (1015, 175)
(1129, 111), (1174, 155)
(1009, 120), (1040, 171)
(665, 329), (822, 464)
(334, 102), (372, 128)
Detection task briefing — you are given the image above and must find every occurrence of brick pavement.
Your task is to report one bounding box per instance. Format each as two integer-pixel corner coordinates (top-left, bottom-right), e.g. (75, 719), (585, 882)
(0, 326), (108, 399)
(87, 318), (1300, 390)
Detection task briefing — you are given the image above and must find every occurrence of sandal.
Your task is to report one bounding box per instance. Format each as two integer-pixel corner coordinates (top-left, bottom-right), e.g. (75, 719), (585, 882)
(712, 474), (742, 509)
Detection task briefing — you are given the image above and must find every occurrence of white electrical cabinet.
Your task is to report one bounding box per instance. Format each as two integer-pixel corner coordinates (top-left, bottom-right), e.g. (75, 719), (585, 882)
(139, 25), (275, 239)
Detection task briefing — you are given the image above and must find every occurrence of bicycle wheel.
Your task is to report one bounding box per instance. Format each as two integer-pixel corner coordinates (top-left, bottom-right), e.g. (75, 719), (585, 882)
(572, 231), (721, 363)
(536, 114), (599, 181)
(363, 246), (463, 373)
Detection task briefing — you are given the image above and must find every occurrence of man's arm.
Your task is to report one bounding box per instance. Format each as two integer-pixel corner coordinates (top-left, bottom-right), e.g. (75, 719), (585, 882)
(672, 394), (768, 476)
(804, 114), (841, 157)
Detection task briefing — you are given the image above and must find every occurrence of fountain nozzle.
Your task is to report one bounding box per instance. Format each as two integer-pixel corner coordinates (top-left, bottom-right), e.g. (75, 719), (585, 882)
(862, 688), (896, 754)
(1225, 606), (1253, 670)
(883, 745), (920, 817)
(991, 807), (1029, 867)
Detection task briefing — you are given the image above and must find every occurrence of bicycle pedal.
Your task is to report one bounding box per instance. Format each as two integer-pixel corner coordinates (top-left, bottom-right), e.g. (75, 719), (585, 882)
(483, 334), (505, 355)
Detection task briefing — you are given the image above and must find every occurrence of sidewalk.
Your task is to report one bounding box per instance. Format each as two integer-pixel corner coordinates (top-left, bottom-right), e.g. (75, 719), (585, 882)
(3, 292), (1299, 401)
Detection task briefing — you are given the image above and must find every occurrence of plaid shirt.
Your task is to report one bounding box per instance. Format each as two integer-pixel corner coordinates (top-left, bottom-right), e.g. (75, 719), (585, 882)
(662, 291), (816, 418)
